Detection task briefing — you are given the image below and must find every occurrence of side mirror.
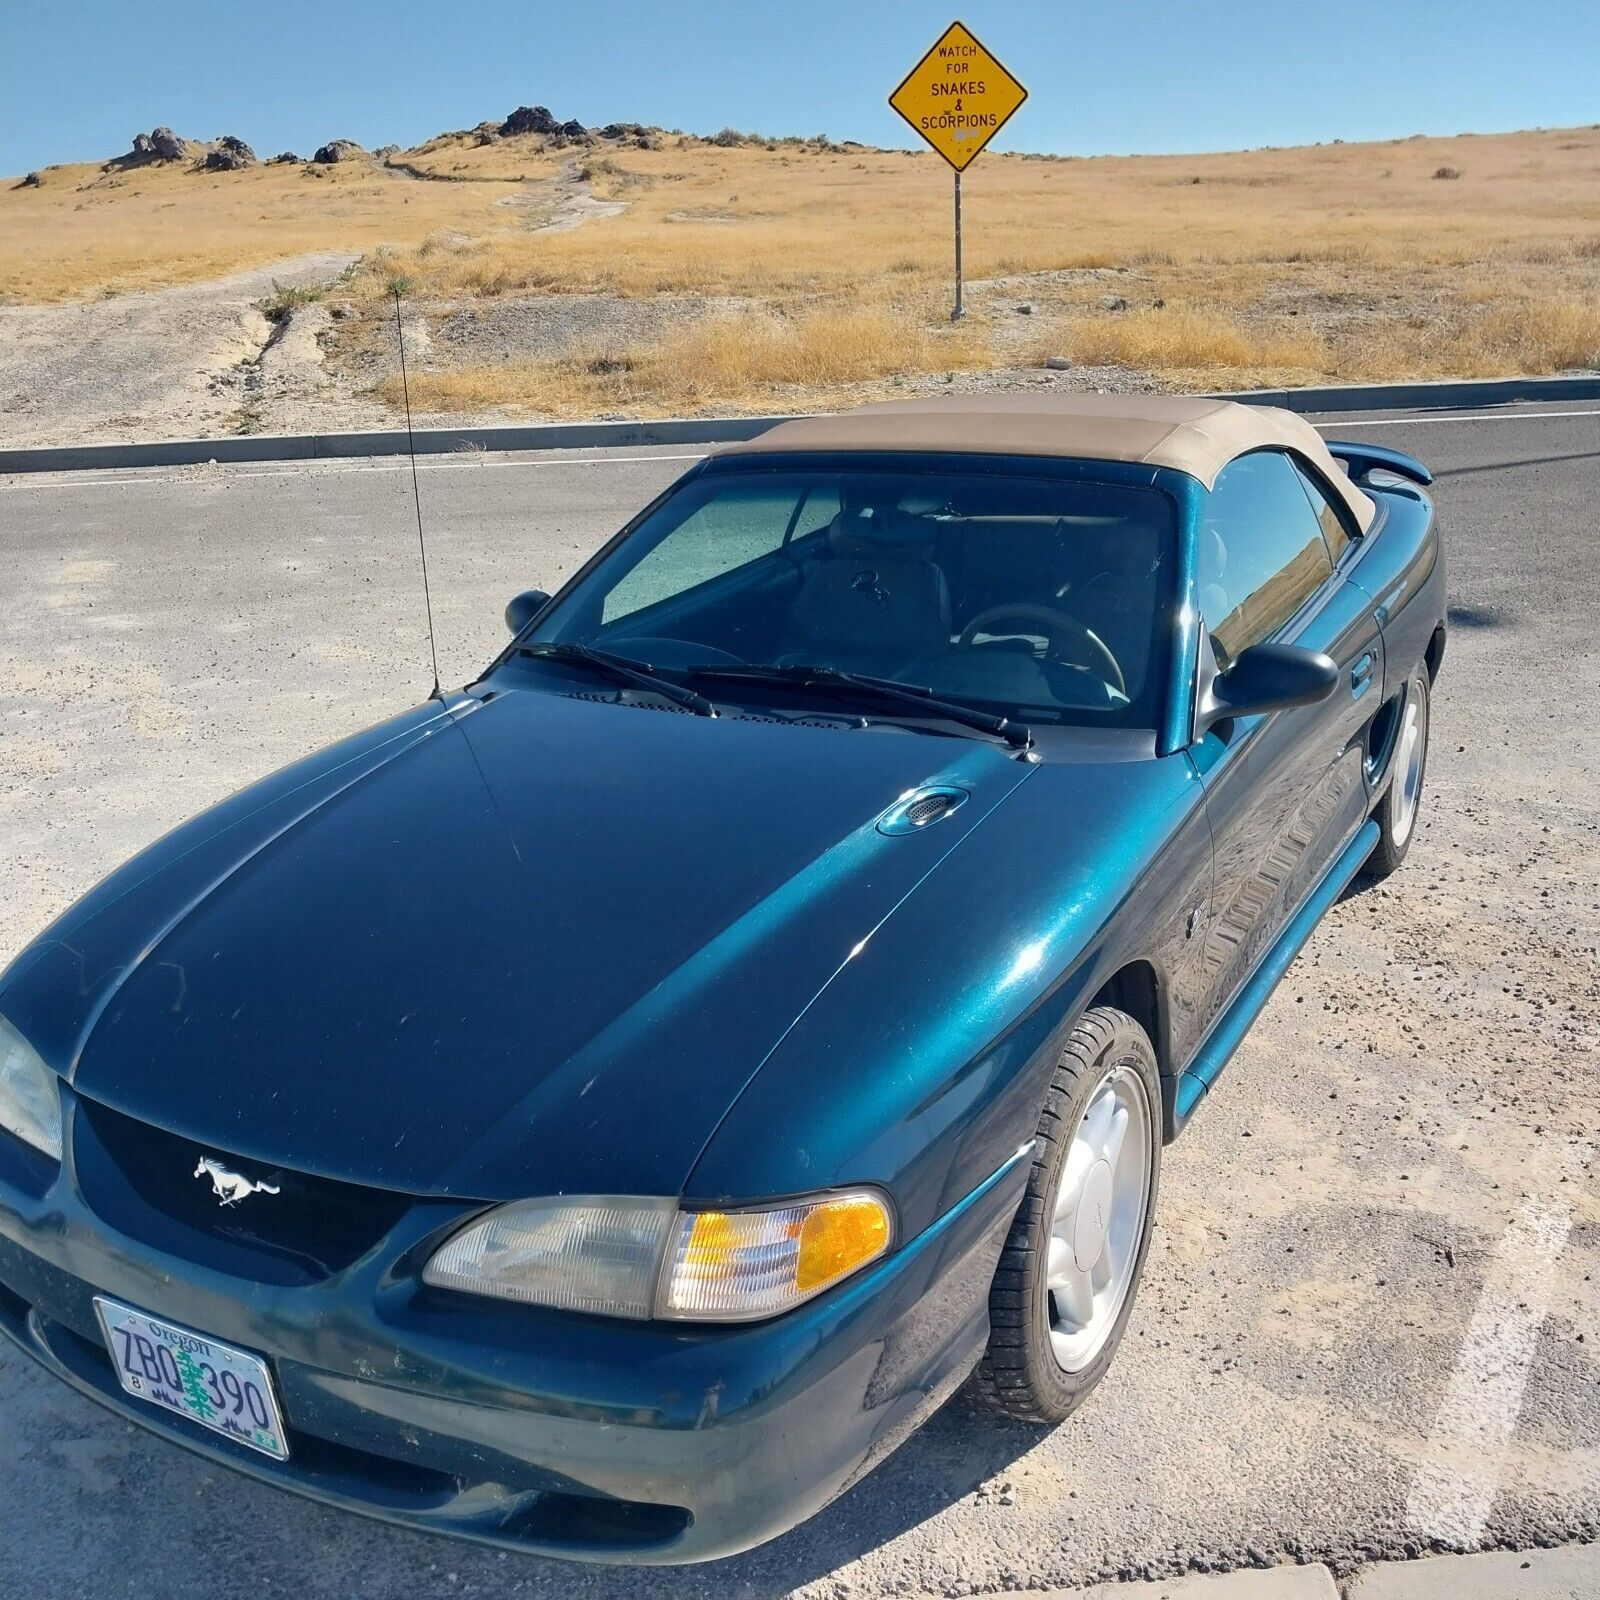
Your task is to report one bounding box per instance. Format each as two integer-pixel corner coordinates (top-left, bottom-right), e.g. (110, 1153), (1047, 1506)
(1196, 638), (1339, 735)
(505, 589), (551, 635)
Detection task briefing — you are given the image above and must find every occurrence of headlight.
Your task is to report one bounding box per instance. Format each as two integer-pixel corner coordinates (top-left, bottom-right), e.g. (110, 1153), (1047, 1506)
(422, 1196), (676, 1318)
(0, 1015), (63, 1162)
(422, 1189), (893, 1322)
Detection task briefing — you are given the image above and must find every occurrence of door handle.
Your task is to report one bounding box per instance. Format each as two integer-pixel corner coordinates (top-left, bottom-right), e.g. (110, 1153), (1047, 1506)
(1351, 652), (1375, 695)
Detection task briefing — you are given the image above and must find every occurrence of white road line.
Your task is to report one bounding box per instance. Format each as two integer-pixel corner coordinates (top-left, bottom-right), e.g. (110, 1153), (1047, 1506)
(1313, 408), (1600, 428)
(1404, 1139), (1595, 1548)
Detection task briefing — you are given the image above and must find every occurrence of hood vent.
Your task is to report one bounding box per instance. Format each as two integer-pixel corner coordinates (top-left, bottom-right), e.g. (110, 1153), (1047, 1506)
(728, 712), (845, 730)
(560, 691), (695, 715)
(876, 785), (969, 836)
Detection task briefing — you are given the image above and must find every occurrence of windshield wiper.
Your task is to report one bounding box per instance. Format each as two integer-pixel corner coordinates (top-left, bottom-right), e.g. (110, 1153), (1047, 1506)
(684, 662), (1032, 750)
(519, 642), (717, 717)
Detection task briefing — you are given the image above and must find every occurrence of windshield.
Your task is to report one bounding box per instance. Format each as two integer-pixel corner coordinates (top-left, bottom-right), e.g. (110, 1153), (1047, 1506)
(527, 462), (1178, 730)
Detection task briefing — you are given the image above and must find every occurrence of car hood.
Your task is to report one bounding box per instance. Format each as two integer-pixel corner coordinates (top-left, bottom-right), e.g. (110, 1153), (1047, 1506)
(1, 686), (1032, 1199)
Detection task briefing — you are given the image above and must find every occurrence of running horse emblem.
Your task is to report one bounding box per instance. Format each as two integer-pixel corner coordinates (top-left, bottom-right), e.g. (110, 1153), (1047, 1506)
(194, 1157), (281, 1207)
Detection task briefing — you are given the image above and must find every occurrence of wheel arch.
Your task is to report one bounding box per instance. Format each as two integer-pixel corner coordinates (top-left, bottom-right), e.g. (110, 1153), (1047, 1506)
(1085, 958), (1176, 1138)
(1424, 622), (1447, 684)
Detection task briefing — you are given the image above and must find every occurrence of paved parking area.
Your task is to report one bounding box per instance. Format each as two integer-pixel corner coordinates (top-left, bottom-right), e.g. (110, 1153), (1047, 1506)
(1, 405), (1596, 1597)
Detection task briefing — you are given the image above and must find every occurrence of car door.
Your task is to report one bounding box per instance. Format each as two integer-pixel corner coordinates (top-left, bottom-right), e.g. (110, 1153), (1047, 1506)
(1190, 449), (1384, 1022)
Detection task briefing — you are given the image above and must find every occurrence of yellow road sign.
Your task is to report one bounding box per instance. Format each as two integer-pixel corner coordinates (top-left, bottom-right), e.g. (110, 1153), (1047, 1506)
(888, 20), (1027, 172)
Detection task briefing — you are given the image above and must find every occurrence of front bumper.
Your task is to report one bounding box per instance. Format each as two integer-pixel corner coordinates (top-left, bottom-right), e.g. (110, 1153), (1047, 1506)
(0, 1127), (1023, 1564)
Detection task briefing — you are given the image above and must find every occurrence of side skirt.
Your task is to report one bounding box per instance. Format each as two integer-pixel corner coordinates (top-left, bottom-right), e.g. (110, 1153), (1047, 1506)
(1172, 817), (1380, 1133)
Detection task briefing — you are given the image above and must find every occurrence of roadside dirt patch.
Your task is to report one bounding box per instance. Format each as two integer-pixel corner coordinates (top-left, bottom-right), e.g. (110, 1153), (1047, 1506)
(0, 251), (357, 445)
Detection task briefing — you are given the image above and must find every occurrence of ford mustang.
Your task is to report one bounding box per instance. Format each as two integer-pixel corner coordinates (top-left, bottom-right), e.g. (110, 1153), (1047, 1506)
(0, 395), (1444, 1562)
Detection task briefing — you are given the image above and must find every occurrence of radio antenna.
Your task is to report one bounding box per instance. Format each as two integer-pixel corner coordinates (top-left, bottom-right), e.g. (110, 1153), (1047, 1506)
(390, 281), (442, 701)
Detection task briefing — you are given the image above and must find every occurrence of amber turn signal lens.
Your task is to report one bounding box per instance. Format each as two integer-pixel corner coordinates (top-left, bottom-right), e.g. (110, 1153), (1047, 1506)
(662, 1190), (894, 1320)
(796, 1196), (892, 1292)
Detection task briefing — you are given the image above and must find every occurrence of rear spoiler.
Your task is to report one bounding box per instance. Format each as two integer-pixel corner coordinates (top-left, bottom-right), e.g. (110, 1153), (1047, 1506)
(1324, 440), (1434, 487)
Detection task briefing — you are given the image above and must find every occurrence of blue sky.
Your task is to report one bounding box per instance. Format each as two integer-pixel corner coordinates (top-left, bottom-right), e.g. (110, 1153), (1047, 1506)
(4, 0), (1597, 175)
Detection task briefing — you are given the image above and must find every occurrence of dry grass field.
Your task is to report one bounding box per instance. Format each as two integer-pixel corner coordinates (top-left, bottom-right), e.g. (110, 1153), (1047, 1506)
(4, 120), (1599, 424)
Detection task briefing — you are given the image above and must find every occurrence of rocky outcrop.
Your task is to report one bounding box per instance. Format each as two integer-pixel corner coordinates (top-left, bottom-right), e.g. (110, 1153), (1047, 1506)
(116, 126), (192, 166)
(500, 105), (559, 137)
(497, 106), (595, 145)
(595, 122), (658, 149)
(269, 151), (300, 164)
(16, 171), (42, 189)
(312, 139), (367, 164)
(203, 136), (256, 171)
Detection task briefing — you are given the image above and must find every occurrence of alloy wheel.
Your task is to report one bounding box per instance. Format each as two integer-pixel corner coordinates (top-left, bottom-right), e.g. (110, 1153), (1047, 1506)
(1391, 680), (1429, 849)
(1044, 1060), (1154, 1373)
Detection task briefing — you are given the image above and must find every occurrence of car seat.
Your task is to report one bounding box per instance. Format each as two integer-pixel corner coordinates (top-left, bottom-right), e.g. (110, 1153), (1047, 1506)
(780, 508), (952, 675)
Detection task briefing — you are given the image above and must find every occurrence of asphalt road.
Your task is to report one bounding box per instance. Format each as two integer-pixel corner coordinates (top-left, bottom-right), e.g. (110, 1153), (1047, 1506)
(1, 404), (1597, 1598)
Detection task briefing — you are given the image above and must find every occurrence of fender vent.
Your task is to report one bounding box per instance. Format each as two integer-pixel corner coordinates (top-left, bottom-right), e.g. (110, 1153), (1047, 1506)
(876, 785), (969, 836)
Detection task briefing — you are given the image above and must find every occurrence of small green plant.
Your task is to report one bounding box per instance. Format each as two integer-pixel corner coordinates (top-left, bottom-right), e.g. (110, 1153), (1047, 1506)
(386, 274), (414, 299)
(257, 279), (323, 323)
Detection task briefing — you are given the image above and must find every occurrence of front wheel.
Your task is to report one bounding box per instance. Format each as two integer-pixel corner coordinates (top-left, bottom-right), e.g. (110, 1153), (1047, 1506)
(970, 1006), (1161, 1424)
(1367, 672), (1431, 879)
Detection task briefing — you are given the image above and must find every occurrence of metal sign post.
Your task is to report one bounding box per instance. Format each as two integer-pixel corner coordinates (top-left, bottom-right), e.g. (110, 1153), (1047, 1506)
(888, 21), (1027, 324)
(952, 171), (964, 320)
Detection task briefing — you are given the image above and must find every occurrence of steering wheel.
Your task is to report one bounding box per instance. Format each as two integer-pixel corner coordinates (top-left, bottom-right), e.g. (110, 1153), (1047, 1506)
(958, 603), (1127, 698)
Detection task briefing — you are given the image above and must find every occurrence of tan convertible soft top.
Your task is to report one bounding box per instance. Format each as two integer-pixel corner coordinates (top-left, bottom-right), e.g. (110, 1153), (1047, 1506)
(722, 394), (1375, 532)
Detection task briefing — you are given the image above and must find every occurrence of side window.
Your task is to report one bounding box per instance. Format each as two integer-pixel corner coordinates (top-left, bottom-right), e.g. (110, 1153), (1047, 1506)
(1199, 451), (1334, 665)
(1292, 461), (1352, 563)
(602, 483), (803, 623)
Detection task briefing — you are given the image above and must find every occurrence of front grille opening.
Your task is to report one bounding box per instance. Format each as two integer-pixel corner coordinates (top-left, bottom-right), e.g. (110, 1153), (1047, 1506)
(73, 1097), (410, 1284)
(32, 1312), (463, 1503)
(37, 1312), (113, 1375)
(501, 1491), (692, 1550)
(283, 1430), (462, 1503)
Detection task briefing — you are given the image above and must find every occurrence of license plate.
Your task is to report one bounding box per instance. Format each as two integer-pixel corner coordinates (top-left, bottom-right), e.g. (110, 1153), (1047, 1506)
(93, 1296), (289, 1460)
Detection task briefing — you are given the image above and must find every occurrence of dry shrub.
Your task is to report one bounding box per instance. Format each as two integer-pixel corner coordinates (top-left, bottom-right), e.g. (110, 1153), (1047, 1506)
(658, 301), (981, 397)
(1433, 295), (1600, 374)
(1053, 306), (1327, 375)
(378, 298), (988, 415)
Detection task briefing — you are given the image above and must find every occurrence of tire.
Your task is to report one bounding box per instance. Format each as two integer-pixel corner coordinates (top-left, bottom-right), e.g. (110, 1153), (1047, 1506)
(970, 1006), (1161, 1424)
(1367, 671), (1431, 880)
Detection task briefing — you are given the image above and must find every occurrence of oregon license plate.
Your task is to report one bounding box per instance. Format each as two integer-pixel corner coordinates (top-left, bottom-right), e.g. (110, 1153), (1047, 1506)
(93, 1296), (289, 1460)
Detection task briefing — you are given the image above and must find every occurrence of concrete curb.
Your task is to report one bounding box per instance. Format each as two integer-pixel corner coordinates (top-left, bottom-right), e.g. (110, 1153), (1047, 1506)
(2, 374), (1597, 476)
(1346, 1542), (1600, 1598)
(1014, 1543), (1600, 1597)
(1063, 1564), (1339, 1596)
(0, 416), (789, 476)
